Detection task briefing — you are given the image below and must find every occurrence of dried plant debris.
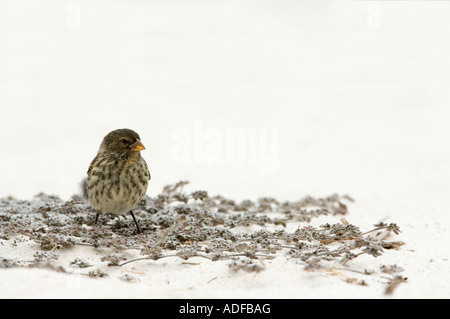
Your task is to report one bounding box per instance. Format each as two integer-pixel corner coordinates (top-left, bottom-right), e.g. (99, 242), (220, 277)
(385, 275), (408, 295)
(87, 268), (108, 278)
(0, 258), (24, 269)
(70, 258), (92, 268)
(228, 258), (266, 273)
(0, 181), (406, 294)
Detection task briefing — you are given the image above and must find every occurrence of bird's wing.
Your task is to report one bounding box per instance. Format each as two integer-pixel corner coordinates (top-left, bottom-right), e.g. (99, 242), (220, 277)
(86, 154), (99, 174)
(144, 159), (151, 181)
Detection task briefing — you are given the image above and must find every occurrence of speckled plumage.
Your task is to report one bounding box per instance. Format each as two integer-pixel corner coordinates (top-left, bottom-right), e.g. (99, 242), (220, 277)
(82, 129), (150, 233)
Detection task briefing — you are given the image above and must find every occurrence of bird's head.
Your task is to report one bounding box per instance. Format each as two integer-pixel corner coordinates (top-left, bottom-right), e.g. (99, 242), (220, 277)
(99, 129), (146, 159)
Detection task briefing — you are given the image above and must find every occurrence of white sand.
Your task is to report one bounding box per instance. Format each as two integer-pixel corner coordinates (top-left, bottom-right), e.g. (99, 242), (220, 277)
(1, 186), (448, 298)
(1, 0), (449, 298)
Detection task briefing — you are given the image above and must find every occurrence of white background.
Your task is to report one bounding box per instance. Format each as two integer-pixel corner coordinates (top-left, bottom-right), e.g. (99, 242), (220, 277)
(1, 0), (449, 203)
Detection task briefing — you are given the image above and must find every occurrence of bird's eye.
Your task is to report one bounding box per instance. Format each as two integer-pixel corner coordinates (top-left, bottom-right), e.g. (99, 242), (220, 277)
(121, 139), (129, 145)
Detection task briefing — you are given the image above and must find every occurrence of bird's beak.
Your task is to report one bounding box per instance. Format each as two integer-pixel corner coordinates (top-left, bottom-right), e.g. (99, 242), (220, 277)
(131, 139), (146, 151)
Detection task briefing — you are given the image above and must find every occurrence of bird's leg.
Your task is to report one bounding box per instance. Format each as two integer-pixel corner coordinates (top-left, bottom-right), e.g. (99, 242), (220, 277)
(129, 210), (142, 234)
(95, 213), (100, 225)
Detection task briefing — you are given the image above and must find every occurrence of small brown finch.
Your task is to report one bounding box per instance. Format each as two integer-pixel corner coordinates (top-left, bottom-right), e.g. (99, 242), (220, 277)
(81, 129), (150, 233)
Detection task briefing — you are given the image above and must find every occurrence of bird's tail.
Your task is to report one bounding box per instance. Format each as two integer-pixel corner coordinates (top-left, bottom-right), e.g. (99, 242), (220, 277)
(80, 178), (88, 202)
